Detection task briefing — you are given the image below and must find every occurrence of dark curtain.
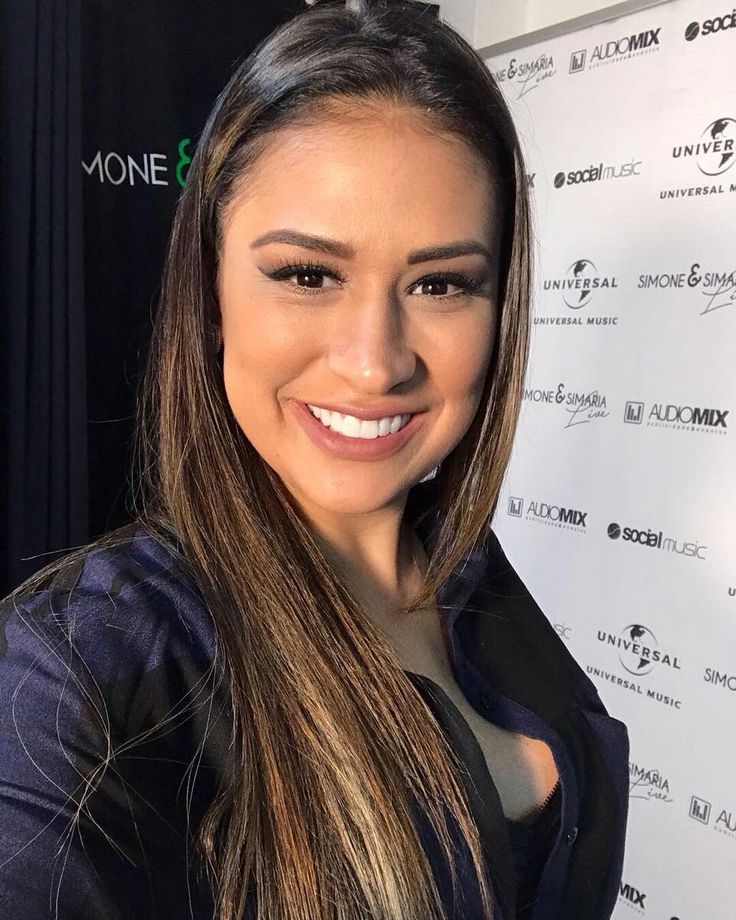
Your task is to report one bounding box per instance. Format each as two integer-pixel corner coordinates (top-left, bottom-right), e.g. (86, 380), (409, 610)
(1, 0), (88, 596)
(1, 1), (300, 597)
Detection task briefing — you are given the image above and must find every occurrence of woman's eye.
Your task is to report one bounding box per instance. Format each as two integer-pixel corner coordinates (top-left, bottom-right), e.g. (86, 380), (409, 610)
(411, 273), (487, 300)
(265, 261), (343, 294)
(416, 279), (450, 296)
(289, 269), (336, 289)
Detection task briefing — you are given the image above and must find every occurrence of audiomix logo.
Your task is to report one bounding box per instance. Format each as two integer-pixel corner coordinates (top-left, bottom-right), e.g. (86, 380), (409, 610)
(637, 261), (736, 315)
(619, 879), (647, 913)
(623, 398), (729, 436)
(607, 520), (707, 561)
(689, 793), (736, 839)
(553, 158), (642, 189)
(493, 53), (556, 100)
(539, 259), (620, 327)
(689, 794), (711, 824)
(629, 761), (673, 804)
(507, 495), (588, 532)
(704, 666), (736, 692)
(507, 496), (523, 517)
(523, 381), (610, 428)
(685, 7), (736, 42)
(82, 137), (193, 188)
(569, 26), (661, 72)
(569, 49), (586, 73)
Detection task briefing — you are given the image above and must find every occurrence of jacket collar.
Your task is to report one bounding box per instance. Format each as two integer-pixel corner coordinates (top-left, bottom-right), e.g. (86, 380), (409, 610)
(406, 475), (585, 721)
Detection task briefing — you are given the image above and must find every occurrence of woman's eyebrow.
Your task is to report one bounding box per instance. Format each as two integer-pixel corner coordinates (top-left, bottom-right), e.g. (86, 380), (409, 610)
(407, 240), (493, 265)
(250, 229), (492, 265)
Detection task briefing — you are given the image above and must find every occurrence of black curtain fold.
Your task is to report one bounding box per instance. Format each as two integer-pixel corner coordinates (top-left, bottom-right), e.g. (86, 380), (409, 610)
(2, 0), (88, 595)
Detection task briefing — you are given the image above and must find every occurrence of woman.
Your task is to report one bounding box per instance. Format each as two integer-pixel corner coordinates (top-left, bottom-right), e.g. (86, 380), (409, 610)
(0, 2), (629, 919)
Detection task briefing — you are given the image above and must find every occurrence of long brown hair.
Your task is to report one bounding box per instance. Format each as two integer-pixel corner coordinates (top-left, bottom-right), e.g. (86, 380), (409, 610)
(5, 2), (532, 917)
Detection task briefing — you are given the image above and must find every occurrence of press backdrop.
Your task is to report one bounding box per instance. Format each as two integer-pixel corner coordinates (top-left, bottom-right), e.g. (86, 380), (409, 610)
(486, 1), (736, 917)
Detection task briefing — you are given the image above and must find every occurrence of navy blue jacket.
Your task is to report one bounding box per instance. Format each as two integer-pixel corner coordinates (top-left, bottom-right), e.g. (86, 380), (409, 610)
(0, 483), (629, 919)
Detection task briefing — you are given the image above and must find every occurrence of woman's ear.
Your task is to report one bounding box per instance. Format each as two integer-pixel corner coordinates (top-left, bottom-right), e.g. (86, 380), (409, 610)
(207, 322), (223, 355)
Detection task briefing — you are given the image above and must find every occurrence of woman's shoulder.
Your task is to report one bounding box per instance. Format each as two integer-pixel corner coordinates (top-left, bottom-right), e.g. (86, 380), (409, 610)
(0, 523), (217, 723)
(0, 526), (225, 917)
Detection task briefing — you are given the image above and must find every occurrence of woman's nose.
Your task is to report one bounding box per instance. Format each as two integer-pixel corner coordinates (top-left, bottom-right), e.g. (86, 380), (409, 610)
(326, 295), (417, 394)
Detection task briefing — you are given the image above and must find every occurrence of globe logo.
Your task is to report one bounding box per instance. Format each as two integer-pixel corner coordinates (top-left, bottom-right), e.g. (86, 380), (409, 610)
(619, 624), (658, 676)
(564, 259), (598, 309)
(607, 522), (622, 539)
(684, 21), (700, 41)
(697, 118), (736, 176)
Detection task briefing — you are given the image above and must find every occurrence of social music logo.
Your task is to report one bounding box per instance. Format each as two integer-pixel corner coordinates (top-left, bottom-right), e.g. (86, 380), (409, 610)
(623, 399), (729, 436)
(523, 381), (610, 428)
(82, 137), (193, 188)
(553, 158), (642, 189)
(689, 793), (736, 839)
(619, 880), (647, 911)
(539, 259), (619, 327)
(569, 26), (660, 72)
(493, 53), (556, 100)
(590, 624), (683, 710)
(704, 666), (736, 692)
(629, 761), (673, 804)
(607, 521), (707, 561)
(685, 7), (736, 41)
(662, 117), (736, 200)
(507, 495), (587, 532)
(637, 260), (736, 315)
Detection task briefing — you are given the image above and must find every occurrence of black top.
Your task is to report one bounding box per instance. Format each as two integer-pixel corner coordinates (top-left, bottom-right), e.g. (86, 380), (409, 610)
(506, 781), (563, 918)
(413, 672), (564, 920)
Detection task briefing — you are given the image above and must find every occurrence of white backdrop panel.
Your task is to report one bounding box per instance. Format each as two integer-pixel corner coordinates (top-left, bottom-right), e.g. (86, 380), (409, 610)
(486, 2), (736, 917)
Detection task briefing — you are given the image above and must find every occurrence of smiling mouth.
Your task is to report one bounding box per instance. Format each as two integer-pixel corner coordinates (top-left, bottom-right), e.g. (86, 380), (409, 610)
(293, 399), (425, 460)
(306, 403), (413, 439)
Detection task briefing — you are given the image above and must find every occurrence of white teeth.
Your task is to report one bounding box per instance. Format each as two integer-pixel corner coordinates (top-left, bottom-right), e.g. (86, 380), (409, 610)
(307, 404), (411, 439)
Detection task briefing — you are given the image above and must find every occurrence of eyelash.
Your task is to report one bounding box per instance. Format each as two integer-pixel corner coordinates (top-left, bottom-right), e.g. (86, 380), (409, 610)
(265, 258), (487, 300)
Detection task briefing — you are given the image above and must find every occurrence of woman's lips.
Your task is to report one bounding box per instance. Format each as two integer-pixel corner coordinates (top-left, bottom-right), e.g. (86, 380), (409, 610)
(291, 399), (426, 461)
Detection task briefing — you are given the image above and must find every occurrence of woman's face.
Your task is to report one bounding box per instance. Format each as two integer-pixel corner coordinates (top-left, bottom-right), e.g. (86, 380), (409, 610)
(217, 104), (500, 521)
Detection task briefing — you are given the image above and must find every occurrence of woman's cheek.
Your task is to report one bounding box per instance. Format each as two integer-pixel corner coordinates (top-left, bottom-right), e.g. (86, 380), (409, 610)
(440, 309), (496, 402)
(222, 306), (317, 425)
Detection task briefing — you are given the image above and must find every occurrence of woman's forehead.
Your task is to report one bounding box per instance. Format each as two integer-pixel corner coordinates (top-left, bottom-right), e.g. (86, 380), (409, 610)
(223, 110), (498, 245)
(247, 102), (490, 181)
